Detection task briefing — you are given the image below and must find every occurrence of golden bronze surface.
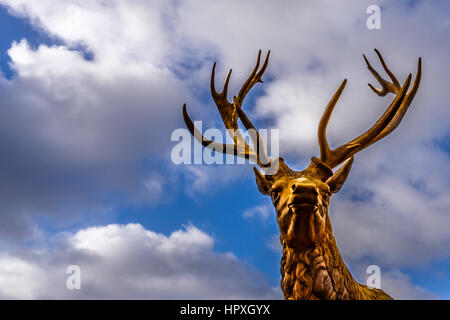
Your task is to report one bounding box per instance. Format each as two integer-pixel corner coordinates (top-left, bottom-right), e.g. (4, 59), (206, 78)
(182, 50), (422, 300)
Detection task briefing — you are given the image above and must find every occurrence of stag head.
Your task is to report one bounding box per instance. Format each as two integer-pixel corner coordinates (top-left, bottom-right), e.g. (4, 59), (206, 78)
(253, 156), (352, 249)
(183, 49), (421, 251)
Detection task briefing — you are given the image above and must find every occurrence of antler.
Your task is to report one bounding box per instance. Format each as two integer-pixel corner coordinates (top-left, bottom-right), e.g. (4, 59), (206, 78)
(183, 50), (272, 168)
(318, 49), (422, 169)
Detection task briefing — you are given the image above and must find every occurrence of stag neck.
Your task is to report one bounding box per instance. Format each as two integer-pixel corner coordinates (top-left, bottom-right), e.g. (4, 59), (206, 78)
(280, 231), (392, 300)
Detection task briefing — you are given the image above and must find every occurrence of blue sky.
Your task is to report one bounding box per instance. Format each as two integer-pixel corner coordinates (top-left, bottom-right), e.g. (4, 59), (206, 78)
(0, 0), (448, 299)
(0, 8), (53, 79)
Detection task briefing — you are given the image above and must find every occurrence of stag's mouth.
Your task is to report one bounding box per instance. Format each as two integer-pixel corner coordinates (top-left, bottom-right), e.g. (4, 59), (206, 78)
(288, 195), (318, 213)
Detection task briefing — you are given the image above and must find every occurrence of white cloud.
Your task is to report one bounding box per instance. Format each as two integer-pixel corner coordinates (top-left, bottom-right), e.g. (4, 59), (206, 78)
(0, 0), (173, 65)
(267, 234), (281, 253)
(0, 223), (281, 299)
(381, 270), (437, 300)
(182, 164), (250, 198)
(243, 205), (271, 221)
(0, 2), (192, 237)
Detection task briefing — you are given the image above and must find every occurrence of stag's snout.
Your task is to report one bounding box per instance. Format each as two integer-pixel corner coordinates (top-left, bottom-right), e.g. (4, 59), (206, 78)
(282, 177), (328, 248)
(288, 179), (320, 214)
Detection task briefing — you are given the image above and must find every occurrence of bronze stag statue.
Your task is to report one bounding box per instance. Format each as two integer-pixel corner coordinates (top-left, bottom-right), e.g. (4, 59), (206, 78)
(182, 49), (421, 300)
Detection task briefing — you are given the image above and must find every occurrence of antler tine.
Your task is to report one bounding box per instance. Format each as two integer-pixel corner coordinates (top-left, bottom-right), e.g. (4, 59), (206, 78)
(234, 50), (271, 167)
(236, 50), (270, 108)
(318, 79), (348, 165)
(364, 49), (404, 96)
(182, 51), (273, 168)
(319, 50), (421, 169)
(211, 62), (232, 108)
(374, 48), (401, 89)
(367, 56), (422, 146)
(404, 57), (422, 107)
(210, 60), (240, 146)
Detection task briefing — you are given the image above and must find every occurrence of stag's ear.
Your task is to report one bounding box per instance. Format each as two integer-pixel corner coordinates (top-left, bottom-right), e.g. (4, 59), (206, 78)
(326, 157), (354, 193)
(253, 167), (272, 195)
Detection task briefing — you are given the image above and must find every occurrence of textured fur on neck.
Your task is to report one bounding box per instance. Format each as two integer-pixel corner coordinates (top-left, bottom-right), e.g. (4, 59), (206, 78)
(280, 229), (392, 300)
